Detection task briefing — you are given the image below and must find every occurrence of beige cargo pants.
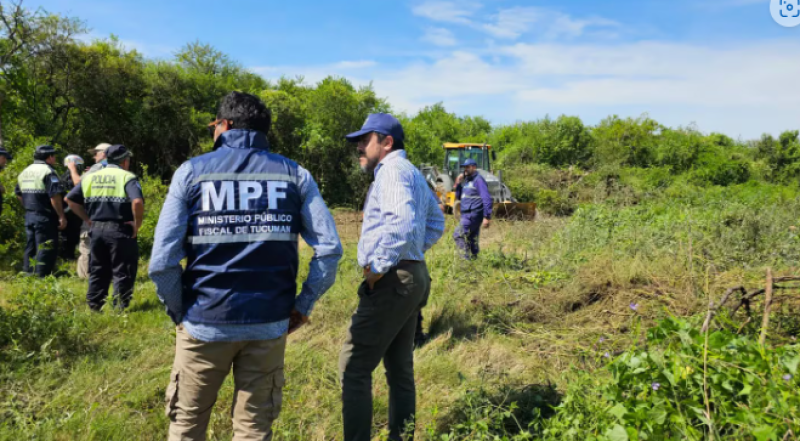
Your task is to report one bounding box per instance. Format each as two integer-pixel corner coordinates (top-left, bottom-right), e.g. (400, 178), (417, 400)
(77, 226), (90, 279)
(166, 325), (287, 441)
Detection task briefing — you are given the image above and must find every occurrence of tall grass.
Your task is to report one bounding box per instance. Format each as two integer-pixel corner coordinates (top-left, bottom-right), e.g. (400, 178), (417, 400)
(1, 173), (799, 440)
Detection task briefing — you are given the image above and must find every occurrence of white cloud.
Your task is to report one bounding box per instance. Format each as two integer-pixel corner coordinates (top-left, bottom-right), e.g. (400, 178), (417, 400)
(411, 1), (480, 25)
(481, 7), (544, 39)
(251, 40), (800, 139)
(331, 60), (377, 69)
(422, 27), (458, 46)
(413, 3), (618, 42)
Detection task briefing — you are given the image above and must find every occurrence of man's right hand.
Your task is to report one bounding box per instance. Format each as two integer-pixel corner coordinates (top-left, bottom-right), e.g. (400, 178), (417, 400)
(58, 216), (67, 231)
(455, 173), (465, 185)
(288, 308), (309, 334)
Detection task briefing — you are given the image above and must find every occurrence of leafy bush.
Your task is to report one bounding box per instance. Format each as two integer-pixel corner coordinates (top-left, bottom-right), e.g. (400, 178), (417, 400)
(428, 316), (800, 441)
(495, 115), (594, 168)
(137, 166), (168, 257)
(0, 276), (87, 363)
(542, 316), (800, 441)
(688, 151), (751, 187)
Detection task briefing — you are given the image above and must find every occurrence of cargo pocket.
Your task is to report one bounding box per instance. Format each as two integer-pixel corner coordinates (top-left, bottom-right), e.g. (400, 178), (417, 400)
(270, 369), (285, 421)
(165, 370), (180, 421)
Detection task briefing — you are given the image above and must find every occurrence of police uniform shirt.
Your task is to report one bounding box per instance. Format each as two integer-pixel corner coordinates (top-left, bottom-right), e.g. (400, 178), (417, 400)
(15, 160), (63, 218)
(66, 165), (144, 222)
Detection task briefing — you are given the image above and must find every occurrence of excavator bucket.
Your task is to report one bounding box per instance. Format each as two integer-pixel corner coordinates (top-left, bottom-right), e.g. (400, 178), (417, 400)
(492, 202), (537, 220)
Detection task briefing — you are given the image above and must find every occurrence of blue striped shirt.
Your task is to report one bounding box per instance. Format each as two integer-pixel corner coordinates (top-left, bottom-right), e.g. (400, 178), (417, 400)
(149, 160), (342, 342)
(358, 149), (445, 274)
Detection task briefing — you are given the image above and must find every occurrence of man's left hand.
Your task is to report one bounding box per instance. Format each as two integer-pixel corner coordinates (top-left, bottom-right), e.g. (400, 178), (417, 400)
(364, 267), (384, 290)
(125, 221), (139, 238)
(482, 218), (491, 229)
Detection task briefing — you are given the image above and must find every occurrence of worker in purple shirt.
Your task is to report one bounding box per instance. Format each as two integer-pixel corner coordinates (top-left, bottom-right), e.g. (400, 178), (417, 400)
(453, 158), (492, 259)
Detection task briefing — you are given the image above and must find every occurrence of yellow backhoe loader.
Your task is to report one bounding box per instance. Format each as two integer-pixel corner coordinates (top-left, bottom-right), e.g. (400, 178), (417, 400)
(419, 143), (536, 219)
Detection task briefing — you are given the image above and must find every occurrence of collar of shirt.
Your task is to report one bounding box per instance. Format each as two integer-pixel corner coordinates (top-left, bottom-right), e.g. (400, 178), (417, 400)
(213, 129), (270, 152)
(33, 160), (47, 165)
(105, 164), (121, 170)
(374, 149), (407, 178)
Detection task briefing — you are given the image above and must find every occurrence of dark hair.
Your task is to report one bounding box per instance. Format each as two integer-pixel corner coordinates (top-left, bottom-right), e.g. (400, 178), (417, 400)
(375, 133), (404, 150)
(216, 91), (272, 134)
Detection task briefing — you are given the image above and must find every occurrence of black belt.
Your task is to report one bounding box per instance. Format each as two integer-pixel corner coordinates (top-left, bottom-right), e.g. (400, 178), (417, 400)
(91, 221), (129, 229)
(363, 260), (423, 272)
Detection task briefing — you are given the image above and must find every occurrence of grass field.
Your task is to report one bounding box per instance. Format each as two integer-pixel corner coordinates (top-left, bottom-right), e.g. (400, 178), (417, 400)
(2, 191), (800, 440)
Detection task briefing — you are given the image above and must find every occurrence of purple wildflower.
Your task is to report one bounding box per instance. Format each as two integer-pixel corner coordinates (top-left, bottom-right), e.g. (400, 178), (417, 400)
(784, 374), (792, 382)
(629, 303), (639, 312)
(604, 352), (611, 359)
(652, 382), (661, 391)
(599, 337), (606, 344)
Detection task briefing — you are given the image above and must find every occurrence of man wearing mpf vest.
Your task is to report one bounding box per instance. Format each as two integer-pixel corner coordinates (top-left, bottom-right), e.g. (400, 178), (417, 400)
(15, 145), (67, 277)
(149, 91), (343, 441)
(65, 145), (144, 311)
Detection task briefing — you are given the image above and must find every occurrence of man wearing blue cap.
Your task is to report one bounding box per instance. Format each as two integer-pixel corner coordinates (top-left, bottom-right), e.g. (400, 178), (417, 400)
(340, 113), (445, 441)
(0, 147), (12, 218)
(15, 145), (67, 277)
(454, 158), (492, 259)
(66, 144), (144, 310)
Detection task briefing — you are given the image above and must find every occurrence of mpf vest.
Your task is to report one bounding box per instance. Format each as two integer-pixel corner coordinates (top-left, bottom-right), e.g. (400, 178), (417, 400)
(183, 129), (303, 325)
(461, 174), (487, 214)
(81, 166), (137, 222)
(17, 162), (59, 218)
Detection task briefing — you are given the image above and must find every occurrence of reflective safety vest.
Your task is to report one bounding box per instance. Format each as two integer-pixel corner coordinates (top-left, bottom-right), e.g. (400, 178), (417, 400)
(17, 162), (60, 218)
(81, 165), (137, 222)
(183, 129), (303, 325)
(460, 173), (487, 214)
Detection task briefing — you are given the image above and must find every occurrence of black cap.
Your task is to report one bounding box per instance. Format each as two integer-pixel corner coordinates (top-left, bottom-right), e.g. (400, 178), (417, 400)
(105, 144), (133, 163)
(0, 146), (11, 160)
(35, 145), (56, 156)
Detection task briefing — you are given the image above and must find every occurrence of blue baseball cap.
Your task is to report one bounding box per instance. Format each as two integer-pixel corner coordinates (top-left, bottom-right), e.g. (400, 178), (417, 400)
(345, 113), (405, 148)
(0, 146), (11, 160)
(462, 158), (478, 167)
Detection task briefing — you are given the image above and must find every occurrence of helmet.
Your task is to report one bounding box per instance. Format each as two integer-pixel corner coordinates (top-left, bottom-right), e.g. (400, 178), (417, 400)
(64, 154), (85, 167)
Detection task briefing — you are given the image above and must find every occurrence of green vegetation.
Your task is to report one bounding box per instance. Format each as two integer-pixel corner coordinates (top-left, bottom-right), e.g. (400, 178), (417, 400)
(2, 2), (800, 440)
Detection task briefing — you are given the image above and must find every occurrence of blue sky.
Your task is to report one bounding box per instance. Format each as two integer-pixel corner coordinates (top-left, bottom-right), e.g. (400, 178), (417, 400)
(26, 0), (800, 139)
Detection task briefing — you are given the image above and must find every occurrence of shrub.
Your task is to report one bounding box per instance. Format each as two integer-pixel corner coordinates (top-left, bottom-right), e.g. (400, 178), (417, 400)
(496, 115), (594, 168)
(0, 277), (87, 363)
(137, 166), (168, 257)
(543, 316), (800, 440)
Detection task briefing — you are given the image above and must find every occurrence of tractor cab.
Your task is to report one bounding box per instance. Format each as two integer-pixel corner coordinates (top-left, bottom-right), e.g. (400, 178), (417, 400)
(442, 143), (496, 181)
(418, 142), (536, 219)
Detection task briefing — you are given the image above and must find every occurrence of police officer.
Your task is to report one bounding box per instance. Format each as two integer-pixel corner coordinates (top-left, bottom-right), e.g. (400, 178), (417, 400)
(76, 143), (111, 278)
(59, 155), (85, 261)
(15, 145), (67, 276)
(0, 147), (12, 217)
(453, 158), (492, 259)
(66, 145), (144, 311)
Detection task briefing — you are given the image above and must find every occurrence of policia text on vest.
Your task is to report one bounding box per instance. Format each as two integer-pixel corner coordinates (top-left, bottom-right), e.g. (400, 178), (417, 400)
(66, 146), (144, 312)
